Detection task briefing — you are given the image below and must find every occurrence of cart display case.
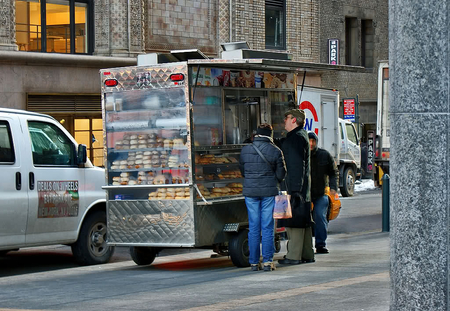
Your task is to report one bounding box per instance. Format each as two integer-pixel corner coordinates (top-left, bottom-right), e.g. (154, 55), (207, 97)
(101, 60), (297, 267)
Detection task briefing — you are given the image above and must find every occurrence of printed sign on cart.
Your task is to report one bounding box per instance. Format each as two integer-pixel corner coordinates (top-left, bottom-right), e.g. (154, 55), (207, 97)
(343, 98), (355, 122)
(37, 181), (79, 218)
(192, 68), (295, 89)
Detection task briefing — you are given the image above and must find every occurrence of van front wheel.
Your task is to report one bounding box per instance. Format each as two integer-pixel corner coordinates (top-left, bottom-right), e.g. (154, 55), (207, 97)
(71, 210), (115, 265)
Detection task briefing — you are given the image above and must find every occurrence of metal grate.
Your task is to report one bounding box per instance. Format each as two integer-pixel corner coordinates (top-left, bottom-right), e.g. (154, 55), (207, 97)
(27, 94), (101, 114)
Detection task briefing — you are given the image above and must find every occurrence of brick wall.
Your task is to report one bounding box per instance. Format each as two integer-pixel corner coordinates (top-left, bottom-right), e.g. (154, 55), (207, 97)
(319, 0), (389, 105)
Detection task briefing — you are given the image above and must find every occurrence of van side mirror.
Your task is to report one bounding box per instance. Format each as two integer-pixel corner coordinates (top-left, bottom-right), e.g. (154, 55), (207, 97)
(77, 144), (87, 164)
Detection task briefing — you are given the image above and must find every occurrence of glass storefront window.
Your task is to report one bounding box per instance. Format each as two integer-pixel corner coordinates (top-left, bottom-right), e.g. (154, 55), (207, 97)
(15, 0), (90, 54)
(15, 0), (41, 52)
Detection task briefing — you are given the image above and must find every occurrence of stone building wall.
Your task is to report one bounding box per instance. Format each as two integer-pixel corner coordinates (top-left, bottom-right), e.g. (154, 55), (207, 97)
(319, 0), (389, 105)
(0, 0), (17, 51)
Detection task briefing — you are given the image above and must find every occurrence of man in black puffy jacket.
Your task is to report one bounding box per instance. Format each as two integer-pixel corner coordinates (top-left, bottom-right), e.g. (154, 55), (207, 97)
(308, 132), (338, 254)
(239, 124), (286, 271)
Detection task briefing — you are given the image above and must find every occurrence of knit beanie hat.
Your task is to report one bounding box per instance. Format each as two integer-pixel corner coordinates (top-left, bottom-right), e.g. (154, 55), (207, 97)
(308, 131), (318, 141)
(257, 126), (273, 137)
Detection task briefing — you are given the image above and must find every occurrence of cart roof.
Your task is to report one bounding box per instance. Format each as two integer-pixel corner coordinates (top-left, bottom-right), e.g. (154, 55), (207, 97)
(186, 58), (364, 73)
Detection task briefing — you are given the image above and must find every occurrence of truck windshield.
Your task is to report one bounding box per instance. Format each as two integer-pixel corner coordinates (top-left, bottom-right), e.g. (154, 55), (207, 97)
(346, 123), (359, 145)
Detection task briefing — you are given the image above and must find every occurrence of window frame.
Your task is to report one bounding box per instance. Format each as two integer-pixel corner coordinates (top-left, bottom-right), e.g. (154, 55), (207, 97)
(16, 0), (93, 54)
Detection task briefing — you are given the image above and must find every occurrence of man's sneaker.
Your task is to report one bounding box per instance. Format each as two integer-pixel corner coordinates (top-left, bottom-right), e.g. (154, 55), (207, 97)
(251, 264), (260, 271)
(316, 247), (329, 254)
(263, 262), (276, 271)
(278, 258), (301, 265)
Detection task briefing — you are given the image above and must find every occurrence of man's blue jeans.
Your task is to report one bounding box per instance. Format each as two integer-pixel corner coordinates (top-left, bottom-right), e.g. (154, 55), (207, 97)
(245, 196), (275, 265)
(312, 195), (329, 248)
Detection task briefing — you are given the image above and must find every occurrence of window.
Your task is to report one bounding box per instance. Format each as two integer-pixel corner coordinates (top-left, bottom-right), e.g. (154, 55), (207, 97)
(74, 118), (104, 166)
(0, 122), (15, 164)
(265, 0), (286, 50)
(15, 0), (92, 54)
(345, 17), (358, 66)
(345, 123), (359, 145)
(361, 20), (374, 68)
(29, 121), (76, 166)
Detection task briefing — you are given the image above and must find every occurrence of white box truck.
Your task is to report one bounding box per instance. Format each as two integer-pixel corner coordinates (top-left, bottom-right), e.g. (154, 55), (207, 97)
(0, 108), (114, 265)
(298, 86), (361, 197)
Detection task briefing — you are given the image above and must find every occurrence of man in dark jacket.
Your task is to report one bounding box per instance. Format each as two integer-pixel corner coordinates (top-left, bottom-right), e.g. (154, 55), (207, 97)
(240, 124), (286, 271)
(308, 132), (339, 254)
(276, 109), (314, 265)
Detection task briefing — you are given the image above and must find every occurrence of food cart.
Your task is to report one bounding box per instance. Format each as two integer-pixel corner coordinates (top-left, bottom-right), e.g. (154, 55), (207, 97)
(100, 51), (333, 267)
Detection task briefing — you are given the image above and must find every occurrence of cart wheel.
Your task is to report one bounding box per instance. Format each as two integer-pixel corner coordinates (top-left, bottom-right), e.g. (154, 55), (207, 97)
(229, 229), (250, 267)
(130, 247), (160, 266)
(274, 235), (281, 253)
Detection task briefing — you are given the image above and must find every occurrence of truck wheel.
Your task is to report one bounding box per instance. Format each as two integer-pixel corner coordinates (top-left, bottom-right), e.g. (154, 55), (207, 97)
(71, 210), (115, 265)
(340, 167), (355, 197)
(130, 247), (160, 265)
(229, 229), (250, 267)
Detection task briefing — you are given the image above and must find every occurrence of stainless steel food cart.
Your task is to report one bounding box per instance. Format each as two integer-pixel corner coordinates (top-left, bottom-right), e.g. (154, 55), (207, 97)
(100, 54), (308, 267)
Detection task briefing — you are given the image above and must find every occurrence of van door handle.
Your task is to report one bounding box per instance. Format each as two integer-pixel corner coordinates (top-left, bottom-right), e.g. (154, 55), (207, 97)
(16, 172), (21, 190)
(29, 172), (35, 190)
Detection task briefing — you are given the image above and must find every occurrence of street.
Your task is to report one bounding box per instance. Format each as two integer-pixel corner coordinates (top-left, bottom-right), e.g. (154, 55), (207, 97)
(0, 189), (388, 311)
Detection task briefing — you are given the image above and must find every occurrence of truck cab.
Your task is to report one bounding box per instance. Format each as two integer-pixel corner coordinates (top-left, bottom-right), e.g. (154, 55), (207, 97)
(0, 108), (113, 265)
(338, 118), (361, 196)
(299, 86), (361, 196)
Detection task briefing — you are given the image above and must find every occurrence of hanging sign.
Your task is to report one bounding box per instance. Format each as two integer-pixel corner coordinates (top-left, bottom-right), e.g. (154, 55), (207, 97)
(343, 98), (355, 122)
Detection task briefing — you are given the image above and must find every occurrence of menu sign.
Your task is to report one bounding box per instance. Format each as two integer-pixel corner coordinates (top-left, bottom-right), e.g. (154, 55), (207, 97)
(192, 68), (295, 89)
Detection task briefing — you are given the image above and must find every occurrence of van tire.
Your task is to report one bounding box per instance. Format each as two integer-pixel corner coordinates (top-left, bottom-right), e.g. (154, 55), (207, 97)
(229, 229), (250, 267)
(130, 247), (160, 265)
(340, 167), (355, 197)
(71, 211), (114, 265)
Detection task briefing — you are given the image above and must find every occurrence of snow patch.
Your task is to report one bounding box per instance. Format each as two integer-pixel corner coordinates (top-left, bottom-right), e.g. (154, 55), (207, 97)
(355, 179), (377, 192)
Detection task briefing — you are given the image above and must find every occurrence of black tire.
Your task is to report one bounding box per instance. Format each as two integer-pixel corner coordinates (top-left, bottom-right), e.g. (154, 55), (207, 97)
(130, 247), (160, 265)
(71, 210), (115, 265)
(274, 235), (281, 253)
(340, 166), (356, 197)
(229, 229), (250, 267)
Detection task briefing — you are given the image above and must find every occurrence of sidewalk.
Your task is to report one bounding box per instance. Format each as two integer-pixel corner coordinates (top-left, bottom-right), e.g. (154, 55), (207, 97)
(156, 230), (391, 311)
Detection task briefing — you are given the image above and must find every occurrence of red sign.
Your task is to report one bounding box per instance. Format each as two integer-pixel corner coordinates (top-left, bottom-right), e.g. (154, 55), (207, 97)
(343, 98), (355, 122)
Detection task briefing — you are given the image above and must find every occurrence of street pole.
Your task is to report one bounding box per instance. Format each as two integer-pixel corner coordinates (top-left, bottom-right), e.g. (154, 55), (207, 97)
(381, 174), (390, 232)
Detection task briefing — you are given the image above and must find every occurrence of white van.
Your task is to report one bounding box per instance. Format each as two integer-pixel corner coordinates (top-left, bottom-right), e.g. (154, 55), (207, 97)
(0, 108), (113, 265)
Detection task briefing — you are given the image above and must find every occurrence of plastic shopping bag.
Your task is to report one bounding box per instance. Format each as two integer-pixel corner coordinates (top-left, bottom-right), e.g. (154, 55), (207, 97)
(273, 191), (292, 219)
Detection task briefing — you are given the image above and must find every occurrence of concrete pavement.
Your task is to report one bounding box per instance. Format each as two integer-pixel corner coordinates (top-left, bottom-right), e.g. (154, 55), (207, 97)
(0, 229), (390, 311)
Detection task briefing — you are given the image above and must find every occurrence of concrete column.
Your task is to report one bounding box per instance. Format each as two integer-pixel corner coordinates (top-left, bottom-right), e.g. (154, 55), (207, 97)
(0, 0), (18, 51)
(390, 1), (449, 310)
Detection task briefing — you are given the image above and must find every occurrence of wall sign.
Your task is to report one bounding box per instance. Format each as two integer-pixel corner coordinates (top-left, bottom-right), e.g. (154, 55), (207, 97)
(328, 39), (339, 65)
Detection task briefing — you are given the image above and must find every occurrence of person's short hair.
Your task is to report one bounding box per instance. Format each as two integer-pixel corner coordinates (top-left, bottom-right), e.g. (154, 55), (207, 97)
(256, 123), (273, 137)
(284, 109), (306, 127)
(258, 123), (273, 130)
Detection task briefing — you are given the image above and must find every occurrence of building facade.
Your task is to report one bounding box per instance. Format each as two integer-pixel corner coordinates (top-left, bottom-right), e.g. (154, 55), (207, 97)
(0, 0), (388, 165)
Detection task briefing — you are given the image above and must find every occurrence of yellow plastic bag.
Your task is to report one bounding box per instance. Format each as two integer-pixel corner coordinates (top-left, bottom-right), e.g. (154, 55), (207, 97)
(325, 186), (341, 221)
